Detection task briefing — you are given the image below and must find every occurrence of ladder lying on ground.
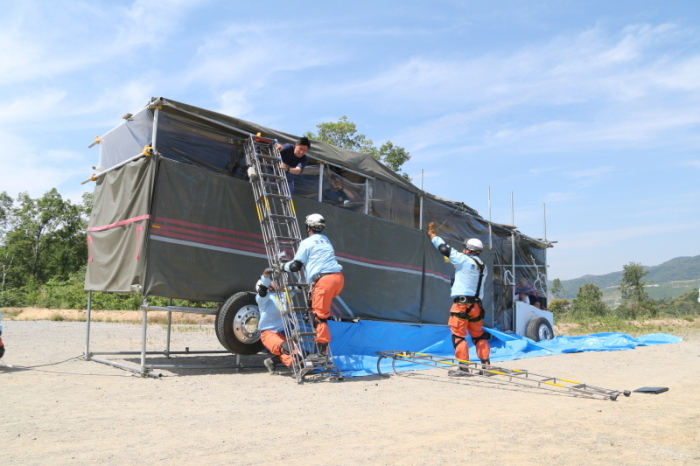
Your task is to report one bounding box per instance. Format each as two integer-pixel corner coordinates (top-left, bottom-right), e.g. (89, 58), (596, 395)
(244, 134), (343, 383)
(376, 351), (631, 401)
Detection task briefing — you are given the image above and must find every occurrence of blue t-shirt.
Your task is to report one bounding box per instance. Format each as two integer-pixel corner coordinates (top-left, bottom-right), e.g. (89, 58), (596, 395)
(285, 233), (343, 281)
(280, 143), (308, 172)
(431, 236), (487, 299)
(255, 275), (286, 332)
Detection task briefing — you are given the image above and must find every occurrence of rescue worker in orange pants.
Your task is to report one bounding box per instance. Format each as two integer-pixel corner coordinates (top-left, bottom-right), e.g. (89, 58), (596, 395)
(255, 268), (297, 374)
(280, 213), (344, 362)
(427, 222), (491, 376)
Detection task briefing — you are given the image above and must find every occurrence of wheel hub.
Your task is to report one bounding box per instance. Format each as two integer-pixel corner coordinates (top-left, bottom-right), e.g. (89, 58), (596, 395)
(539, 323), (553, 340)
(232, 304), (260, 344)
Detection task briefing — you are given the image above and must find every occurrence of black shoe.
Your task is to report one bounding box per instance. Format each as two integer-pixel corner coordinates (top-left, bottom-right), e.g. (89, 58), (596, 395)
(306, 352), (329, 363)
(448, 367), (473, 377)
(263, 357), (276, 374)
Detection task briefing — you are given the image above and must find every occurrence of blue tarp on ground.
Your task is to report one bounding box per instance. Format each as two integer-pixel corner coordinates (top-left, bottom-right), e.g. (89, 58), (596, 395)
(328, 320), (683, 378)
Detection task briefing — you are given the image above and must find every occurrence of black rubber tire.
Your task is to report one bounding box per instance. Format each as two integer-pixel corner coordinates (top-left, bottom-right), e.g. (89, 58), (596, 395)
(215, 291), (264, 355)
(525, 317), (554, 342)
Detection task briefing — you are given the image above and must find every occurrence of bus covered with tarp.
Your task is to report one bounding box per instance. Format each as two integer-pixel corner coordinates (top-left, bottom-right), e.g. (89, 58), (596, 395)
(84, 97), (553, 353)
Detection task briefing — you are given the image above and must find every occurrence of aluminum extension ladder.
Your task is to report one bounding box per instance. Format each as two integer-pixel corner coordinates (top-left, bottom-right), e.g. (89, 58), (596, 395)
(244, 134), (343, 383)
(376, 351), (631, 401)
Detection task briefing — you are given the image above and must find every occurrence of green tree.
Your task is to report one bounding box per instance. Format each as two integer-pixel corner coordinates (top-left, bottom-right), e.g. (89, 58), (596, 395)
(0, 191), (15, 295)
(550, 278), (564, 298)
(618, 262), (657, 319)
(305, 116), (412, 181)
(571, 283), (608, 317)
(549, 298), (570, 316)
(0, 189), (89, 295)
(656, 289), (700, 317)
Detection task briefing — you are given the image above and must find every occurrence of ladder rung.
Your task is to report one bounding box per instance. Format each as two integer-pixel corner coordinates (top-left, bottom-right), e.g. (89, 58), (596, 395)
(267, 236), (298, 244)
(268, 214), (295, 220)
(261, 219), (295, 228)
(255, 154), (280, 161)
(264, 193), (292, 200)
(260, 173), (285, 180)
(284, 283), (309, 288)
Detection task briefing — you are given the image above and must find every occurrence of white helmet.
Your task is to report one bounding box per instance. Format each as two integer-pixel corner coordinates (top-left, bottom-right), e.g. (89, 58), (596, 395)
(305, 213), (325, 232)
(464, 238), (484, 253)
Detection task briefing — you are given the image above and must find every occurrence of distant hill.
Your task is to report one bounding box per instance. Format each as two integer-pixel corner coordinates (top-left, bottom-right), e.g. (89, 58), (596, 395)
(551, 255), (700, 304)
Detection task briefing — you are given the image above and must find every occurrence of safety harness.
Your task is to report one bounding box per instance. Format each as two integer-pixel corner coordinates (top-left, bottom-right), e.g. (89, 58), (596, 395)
(451, 256), (486, 322)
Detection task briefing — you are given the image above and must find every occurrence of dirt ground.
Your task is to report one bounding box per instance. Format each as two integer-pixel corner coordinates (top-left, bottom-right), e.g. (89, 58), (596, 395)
(1, 316), (699, 465)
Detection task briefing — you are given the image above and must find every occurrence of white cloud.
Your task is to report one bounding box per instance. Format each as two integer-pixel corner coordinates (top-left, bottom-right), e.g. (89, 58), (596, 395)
(217, 90), (253, 118)
(0, 90), (67, 124)
(184, 23), (330, 89)
(0, 1), (196, 87)
(567, 166), (614, 180)
(543, 192), (579, 203)
(680, 160), (700, 168)
(556, 220), (700, 251)
(0, 130), (86, 199)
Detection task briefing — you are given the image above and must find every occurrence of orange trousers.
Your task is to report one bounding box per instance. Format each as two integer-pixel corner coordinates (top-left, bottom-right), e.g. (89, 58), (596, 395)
(310, 272), (344, 344)
(448, 302), (490, 363)
(260, 330), (293, 367)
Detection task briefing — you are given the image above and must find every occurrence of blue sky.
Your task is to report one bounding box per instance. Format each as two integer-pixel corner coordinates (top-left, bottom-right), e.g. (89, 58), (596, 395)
(2, 0), (699, 280)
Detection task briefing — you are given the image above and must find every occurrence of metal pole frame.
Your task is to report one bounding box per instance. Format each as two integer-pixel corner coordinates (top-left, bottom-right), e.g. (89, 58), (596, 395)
(511, 192), (516, 333)
(318, 163), (324, 202)
(418, 169), (424, 230)
(84, 291), (92, 361)
(364, 179), (370, 215)
(488, 187), (493, 249)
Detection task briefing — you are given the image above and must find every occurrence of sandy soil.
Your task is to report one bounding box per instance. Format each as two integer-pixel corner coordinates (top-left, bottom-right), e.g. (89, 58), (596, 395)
(1, 318), (699, 465)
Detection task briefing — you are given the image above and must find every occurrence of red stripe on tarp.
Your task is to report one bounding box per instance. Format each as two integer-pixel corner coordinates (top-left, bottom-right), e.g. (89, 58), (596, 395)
(153, 223), (264, 249)
(87, 214), (151, 231)
(425, 269), (452, 280)
(155, 216), (263, 239)
(153, 230), (267, 255)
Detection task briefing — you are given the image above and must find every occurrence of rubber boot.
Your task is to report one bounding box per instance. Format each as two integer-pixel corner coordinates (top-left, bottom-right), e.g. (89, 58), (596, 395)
(307, 343), (329, 363)
(448, 364), (472, 377)
(480, 359), (495, 377)
(264, 355), (281, 374)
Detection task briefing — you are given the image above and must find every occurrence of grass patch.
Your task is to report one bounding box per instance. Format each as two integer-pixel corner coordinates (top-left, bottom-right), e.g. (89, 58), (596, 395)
(1, 308), (25, 319)
(49, 313), (65, 321)
(557, 316), (700, 338)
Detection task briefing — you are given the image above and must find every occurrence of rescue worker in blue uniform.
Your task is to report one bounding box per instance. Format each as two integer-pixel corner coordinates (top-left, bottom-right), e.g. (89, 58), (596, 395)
(255, 268), (297, 374)
(427, 222), (491, 376)
(280, 213), (344, 362)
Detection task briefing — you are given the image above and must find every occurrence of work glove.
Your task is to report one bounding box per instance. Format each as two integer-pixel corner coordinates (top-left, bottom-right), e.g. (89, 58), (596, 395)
(427, 222), (436, 239)
(274, 262), (287, 274)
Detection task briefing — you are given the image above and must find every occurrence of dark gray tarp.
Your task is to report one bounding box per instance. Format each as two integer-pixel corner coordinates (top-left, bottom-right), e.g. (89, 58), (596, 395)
(86, 97), (548, 329)
(149, 97), (418, 193)
(85, 156), (155, 292)
(141, 157), (467, 324)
